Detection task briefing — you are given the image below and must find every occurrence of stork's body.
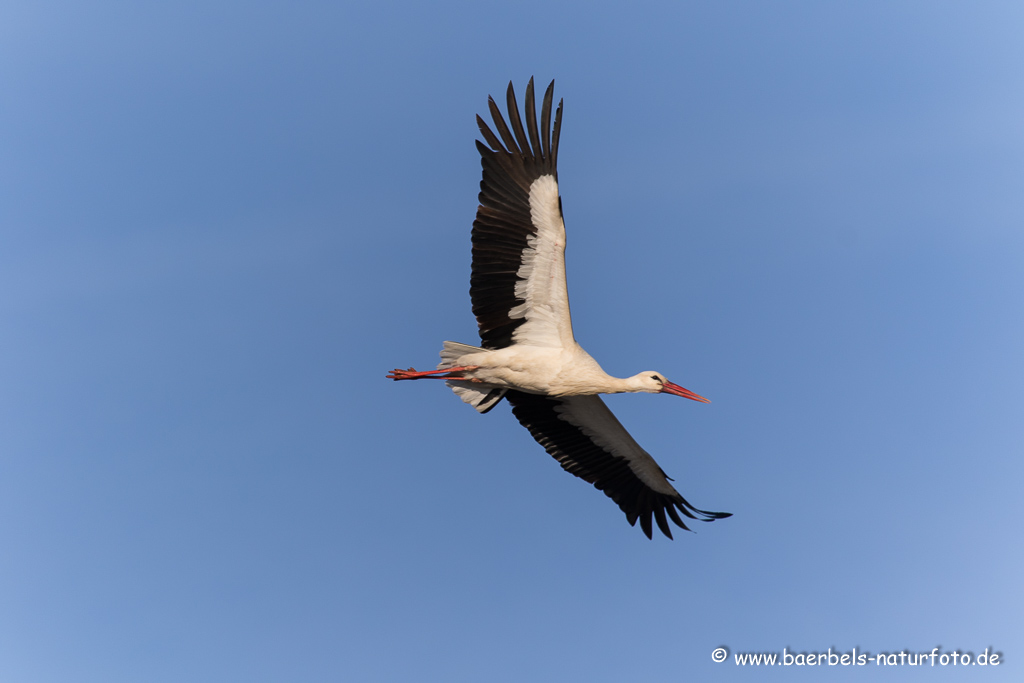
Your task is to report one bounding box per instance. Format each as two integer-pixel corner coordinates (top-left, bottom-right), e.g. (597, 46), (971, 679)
(388, 79), (730, 539)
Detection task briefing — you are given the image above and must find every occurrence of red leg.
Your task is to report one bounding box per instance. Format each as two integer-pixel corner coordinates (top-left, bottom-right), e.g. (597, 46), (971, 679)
(387, 366), (479, 381)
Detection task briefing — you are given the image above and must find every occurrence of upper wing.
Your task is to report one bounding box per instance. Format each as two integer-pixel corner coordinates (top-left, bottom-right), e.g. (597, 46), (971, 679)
(471, 79), (575, 351)
(505, 391), (731, 539)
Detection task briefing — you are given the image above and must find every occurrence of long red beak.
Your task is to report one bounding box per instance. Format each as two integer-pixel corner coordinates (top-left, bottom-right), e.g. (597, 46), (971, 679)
(661, 381), (710, 403)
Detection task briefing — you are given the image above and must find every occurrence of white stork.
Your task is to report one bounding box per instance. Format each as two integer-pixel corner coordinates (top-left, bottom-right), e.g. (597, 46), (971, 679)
(388, 78), (730, 539)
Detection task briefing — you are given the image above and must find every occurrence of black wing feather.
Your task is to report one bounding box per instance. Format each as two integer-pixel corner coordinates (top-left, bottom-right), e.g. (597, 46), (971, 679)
(505, 83), (531, 158)
(487, 96), (522, 156)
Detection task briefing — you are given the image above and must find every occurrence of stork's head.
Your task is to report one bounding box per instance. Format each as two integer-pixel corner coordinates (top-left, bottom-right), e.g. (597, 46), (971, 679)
(634, 372), (710, 403)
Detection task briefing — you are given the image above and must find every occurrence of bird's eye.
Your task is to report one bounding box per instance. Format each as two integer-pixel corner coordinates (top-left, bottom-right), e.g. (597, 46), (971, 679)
(651, 375), (663, 383)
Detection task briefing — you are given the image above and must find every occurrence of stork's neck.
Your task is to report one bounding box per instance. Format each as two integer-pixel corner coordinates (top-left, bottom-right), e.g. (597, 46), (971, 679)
(596, 373), (652, 394)
(563, 350), (656, 395)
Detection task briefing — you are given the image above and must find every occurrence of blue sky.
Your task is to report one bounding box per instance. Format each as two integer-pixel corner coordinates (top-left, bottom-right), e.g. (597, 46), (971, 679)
(2, 1), (1022, 681)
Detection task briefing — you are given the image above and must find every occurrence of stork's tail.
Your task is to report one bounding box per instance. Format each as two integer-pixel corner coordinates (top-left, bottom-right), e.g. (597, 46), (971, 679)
(440, 341), (506, 414)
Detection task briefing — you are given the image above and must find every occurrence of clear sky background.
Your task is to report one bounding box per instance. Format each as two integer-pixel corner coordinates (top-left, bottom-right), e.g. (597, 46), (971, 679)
(2, 2), (1022, 681)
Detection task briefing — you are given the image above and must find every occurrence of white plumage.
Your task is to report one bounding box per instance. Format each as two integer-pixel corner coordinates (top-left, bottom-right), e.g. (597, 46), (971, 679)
(389, 79), (729, 539)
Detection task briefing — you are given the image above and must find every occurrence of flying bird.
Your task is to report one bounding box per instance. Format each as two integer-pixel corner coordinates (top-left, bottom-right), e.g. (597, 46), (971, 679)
(388, 78), (730, 539)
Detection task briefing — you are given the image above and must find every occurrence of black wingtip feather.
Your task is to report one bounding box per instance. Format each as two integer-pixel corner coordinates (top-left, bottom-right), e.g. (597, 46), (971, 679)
(541, 80), (554, 163)
(639, 510), (654, 539)
(505, 82), (531, 157)
(524, 78), (541, 162)
(476, 115), (504, 153)
(654, 505), (673, 540)
(550, 98), (563, 174)
(487, 94), (521, 156)
(666, 503), (690, 531)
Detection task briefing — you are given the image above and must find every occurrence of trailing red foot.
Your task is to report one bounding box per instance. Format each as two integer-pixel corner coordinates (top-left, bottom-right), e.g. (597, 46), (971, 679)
(386, 366), (478, 381)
